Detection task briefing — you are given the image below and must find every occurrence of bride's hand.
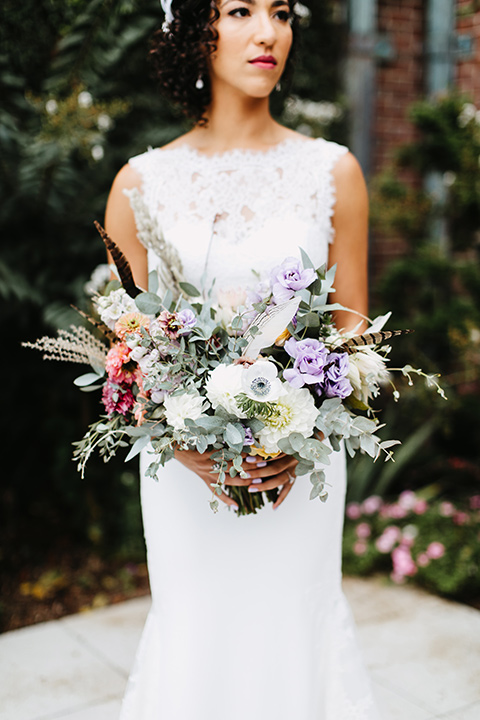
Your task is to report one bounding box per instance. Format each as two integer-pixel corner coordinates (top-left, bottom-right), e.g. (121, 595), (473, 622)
(174, 448), (297, 510)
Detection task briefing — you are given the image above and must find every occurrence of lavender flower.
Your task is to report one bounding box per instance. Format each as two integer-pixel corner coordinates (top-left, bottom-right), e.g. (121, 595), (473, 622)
(243, 426), (255, 446)
(283, 338), (328, 388)
(316, 352), (353, 399)
(270, 257), (317, 304)
(178, 308), (197, 334)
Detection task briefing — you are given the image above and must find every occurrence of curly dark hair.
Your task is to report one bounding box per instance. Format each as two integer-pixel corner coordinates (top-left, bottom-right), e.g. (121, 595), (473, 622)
(150, 0), (299, 126)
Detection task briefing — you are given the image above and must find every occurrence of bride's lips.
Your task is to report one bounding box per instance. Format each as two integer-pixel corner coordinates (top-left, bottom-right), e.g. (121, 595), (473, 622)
(249, 55), (277, 69)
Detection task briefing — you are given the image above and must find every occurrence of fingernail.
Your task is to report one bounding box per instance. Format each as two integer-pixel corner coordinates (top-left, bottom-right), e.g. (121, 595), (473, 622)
(256, 461), (267, 468)
(248, 487), (260, 493)
(252, 478), (262, 484)
(246, 456), (257, 464)
(230, 503), (239, 511)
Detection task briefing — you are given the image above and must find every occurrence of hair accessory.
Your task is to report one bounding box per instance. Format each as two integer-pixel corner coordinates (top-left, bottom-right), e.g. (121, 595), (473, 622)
(195, 76), (205, 90)
(160, 0), (174, 25)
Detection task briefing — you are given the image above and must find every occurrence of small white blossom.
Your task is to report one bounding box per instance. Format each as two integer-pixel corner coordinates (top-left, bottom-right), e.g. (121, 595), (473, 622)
(458, 102), (476, 128)
(205, 364), (247, 417)
(84, 263), (111, 296)
(91, 144), (104, 162)
(97, 112), (112, 131)
(78, 90), (93, 108)
(45, 99), (58, 115)
(95, 288), (137, 330)
(164, 390), (209, 431)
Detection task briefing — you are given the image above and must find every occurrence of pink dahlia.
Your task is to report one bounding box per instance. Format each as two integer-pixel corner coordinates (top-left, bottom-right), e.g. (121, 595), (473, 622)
(102, 381), (135, 417)
(105, 343), (135, 385)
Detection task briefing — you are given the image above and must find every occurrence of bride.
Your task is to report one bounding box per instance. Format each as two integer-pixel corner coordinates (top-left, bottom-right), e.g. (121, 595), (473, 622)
(105, 0), (380, 718)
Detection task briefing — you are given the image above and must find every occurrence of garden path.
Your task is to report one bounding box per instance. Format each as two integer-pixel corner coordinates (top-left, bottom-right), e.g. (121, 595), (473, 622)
(1, 576), (479, 720)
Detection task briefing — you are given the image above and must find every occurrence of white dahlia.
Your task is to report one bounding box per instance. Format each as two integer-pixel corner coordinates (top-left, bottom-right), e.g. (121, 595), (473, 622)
(164, 390), (209, 431)
(205, 364), (247, 417)
(257, 385), (318, 454)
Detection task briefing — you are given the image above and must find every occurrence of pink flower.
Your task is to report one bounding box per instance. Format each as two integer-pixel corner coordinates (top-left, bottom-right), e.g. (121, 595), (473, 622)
(386, 503), (408, 519)
(398, 490), (417, 511)
(346, 502), (362, 520)
(353, 541), (367, 556)
(392, 545), (417, 578)
(469, 496), (480, 510)
(453, 511), (469, 526)
(413, 499), (428, 515)
(355, 522), (372, 539)
(439, 501), (455, 517)
(375, 526), (401, 554)
(102, 380), (135, 417)
(417, 553), (430, 568)
(361, 496), (382, 515)
(156, 310), (183, 340)
(426, 542), (445, 560)
(390, 571), (407, 584)
(105, 343), (135, 385)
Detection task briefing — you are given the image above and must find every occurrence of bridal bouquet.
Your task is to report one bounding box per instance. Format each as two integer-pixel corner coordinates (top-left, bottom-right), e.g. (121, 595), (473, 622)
(25, 223), (445, 515)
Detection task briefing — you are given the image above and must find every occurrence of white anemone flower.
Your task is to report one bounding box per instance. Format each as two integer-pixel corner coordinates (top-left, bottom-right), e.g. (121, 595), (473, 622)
(164, 390), (209, 431)
(241, 360), (283, 402)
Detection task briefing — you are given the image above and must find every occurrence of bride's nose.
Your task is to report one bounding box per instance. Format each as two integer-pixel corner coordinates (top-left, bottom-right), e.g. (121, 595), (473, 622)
(253, 13), (277, 47)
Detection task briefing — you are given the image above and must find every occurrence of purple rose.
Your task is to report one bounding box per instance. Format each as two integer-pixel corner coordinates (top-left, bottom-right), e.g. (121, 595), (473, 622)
(283, 338), (328, 388)
(316, 352), (353, 399)
(270, 257), (317, 304)
(178, 308), (197, 334)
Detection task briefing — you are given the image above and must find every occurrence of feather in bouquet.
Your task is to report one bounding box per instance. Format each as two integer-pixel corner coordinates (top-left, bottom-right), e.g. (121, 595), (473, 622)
(24, 225), (446, 515)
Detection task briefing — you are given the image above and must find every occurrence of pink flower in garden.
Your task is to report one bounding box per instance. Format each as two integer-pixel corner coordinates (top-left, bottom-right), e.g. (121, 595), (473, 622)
(417, 553), (430, 568)
(469, 496), (480, 510)
(375, 526), (401, 554)
(398, 490), (417, 511)
(426, 542), (445, 560)
(386, 503), (408, 519)
(413, 499), (428, 515)
(453, 511), (469, 526)
(353, 541), (368, 556)
(361, 496), (383, 515)
(391, 545), (417, 578)
(346, 502), (362, 520)
(439, 501), (455, 517)
(355, 522), (372, 539)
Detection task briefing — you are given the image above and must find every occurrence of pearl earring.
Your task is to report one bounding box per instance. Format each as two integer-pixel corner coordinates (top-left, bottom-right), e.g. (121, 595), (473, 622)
(195, 76), (204, 90)
(275, 81), (282, 92)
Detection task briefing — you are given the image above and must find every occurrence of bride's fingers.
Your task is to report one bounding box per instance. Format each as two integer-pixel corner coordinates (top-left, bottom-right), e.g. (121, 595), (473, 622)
(272, 480), (295, 510)
(247, 470), (295, 493)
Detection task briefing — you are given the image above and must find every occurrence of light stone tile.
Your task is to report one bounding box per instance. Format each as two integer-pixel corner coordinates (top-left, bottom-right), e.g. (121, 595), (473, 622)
(61, 596), (151, 675)
(371, 681), (434, 720)
(438, 700), (480, 720)
(0, 621), (125, 720)
(372, 656), (480, 716)
(50, 698), (123, 720)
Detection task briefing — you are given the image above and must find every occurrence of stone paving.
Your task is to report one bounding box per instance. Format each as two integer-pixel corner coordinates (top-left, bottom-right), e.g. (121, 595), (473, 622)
(1, 576), (479, 720)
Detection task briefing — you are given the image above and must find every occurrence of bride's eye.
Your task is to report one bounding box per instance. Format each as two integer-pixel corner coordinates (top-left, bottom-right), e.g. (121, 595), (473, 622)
(275, 10), (292, 22)
(228, 7), (250, 17)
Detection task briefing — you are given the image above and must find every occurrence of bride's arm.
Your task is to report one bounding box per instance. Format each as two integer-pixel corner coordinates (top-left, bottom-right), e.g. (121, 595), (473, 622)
(104, 164), (149, 289)
(329, 152), (369, 334)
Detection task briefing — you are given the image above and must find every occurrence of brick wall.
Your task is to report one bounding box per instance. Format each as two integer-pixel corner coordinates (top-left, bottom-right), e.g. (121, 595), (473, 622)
(456, 1), (480, 104)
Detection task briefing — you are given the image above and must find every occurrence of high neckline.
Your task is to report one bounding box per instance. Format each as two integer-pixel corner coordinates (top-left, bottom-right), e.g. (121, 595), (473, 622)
(155, 135), (318, 162)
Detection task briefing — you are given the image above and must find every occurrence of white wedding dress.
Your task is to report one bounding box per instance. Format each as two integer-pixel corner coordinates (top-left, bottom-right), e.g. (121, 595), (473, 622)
(119, 137), (381, 720)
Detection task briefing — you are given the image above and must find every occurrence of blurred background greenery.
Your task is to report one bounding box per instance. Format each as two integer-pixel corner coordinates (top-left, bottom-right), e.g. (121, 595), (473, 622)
(1, 0), (479, 630)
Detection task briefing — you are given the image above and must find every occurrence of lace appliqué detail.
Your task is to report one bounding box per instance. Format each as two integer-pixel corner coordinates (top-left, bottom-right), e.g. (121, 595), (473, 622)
(129, 137), (348, 254)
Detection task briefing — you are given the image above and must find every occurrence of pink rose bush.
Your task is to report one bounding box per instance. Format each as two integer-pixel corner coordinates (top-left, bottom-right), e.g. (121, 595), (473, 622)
(343, 490), (480, 600)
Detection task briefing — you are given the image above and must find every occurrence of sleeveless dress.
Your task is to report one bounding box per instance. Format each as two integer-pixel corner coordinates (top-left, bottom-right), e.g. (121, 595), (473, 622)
(119, 137), (381, 720)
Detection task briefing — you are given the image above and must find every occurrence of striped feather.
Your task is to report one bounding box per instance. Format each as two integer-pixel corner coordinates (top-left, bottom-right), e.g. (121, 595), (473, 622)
(95, 221), (141, 298)
(72, 305), (117, 342)
(336, 329), (413, 354)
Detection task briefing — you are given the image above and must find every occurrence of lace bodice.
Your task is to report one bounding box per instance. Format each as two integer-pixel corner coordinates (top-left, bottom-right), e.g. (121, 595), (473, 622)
(128, 136), (348, 293)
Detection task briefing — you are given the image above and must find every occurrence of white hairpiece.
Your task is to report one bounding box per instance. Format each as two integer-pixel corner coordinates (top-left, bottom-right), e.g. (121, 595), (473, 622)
(160, 0), (174, 25)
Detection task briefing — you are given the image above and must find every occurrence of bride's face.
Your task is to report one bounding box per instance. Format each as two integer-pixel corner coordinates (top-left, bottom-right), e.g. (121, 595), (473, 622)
(209, 0), (293, 99)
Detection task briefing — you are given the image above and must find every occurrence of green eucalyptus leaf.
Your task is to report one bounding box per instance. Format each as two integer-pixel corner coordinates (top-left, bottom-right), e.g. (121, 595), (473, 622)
(74, 372), (104, 387)
(135, 292), (161, 315)
(179, 281), (201, 297)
